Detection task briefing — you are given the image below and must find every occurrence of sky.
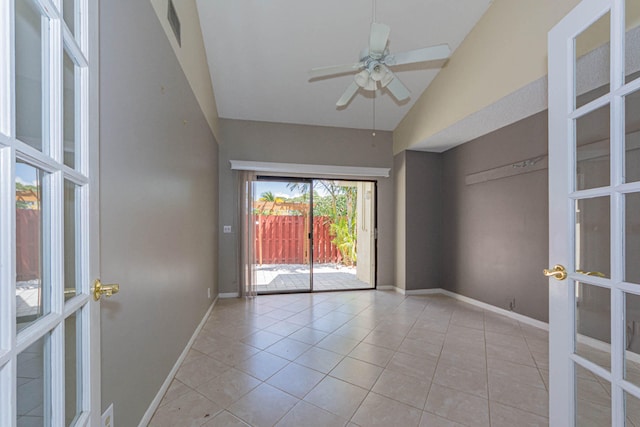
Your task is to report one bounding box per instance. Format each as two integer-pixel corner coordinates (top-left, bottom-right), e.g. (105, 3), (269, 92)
(254, 181), (305, 200)
(253, 180), (337, 201)
(16, 162), (39, 187)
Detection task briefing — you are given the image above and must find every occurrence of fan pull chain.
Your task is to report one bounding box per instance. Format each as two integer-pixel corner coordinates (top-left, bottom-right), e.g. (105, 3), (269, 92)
(372, 94), (376, 137)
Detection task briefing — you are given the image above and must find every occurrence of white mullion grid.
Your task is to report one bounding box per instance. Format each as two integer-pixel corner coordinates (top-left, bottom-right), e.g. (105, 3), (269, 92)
(25, 0), (69, 424)
(77, 0), (92, 419)
(610, 1), (626, 425)
(620, 281), (640, 292)
(616, 181), (640, 194)
(63, 294), (87, 317)
(571, 92), (612, 121)
(568, 273), (612, 288)
(15, 313), (60, 353)
(48, 0), (66, 422)
(0, 134), (11, 146)
(572, 352), (614, 382)
(571, 186), (614, 200)
(0, 0), (12, 138)
(14, 142), (88, 187)
(0, 144), (16, 427)
(63, 32), (87, 69)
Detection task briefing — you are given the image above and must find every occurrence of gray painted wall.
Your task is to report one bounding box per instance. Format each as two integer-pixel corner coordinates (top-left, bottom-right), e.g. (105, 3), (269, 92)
(99, 1), (218, 425)
(441, 110), (549, 322)
(394, 151), (442, 291)
(217, 119), (394, 294)
(405, 151), (443, 291)
(393, 152), (406, 290)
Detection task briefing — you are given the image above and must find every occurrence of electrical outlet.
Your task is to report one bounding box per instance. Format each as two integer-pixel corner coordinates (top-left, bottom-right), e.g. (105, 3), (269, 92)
(223, 225), (232, 233)
(102, 404), (114, 427)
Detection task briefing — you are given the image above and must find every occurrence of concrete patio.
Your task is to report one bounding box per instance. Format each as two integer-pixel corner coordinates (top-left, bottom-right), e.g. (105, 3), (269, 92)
(255, 263), (373, 292)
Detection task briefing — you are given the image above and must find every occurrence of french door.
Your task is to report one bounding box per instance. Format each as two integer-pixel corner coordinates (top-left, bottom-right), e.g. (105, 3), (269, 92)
(0, 0), (100, 426)
(548, 0), (640, 425)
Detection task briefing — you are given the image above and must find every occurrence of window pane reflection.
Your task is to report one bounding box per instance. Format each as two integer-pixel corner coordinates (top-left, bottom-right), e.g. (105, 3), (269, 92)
(17, 335), (49, 426)
(16, 162), (49, 331)
(576, 105), (610, 191)
(15, 0), (45, 151)
(63, 51), (76, 169)
(64, 180), (77, 300)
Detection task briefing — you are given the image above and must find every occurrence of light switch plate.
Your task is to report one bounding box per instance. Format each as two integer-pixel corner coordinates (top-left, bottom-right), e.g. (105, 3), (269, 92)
(102, 404), (114, 427)
(223, 225), (232, 233)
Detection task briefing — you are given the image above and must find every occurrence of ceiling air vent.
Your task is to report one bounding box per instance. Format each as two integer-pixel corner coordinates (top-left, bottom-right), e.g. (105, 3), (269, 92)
(167, 0), (181, 47)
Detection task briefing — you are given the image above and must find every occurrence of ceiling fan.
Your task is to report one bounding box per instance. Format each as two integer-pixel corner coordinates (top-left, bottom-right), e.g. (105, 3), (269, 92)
(309, 23), (451, 107)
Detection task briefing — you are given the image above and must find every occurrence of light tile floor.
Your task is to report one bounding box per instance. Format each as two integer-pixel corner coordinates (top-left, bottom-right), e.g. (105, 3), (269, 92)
(148, 290), (617, 427)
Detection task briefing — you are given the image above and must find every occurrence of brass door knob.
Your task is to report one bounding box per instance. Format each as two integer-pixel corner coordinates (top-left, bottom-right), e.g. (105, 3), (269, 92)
(543, 264), (568, 281)
(93, 279), (120, 301)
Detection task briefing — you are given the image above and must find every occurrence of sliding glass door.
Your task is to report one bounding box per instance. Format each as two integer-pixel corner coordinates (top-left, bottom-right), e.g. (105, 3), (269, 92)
(253, 179), (312, 293)
(311, 180), (375, 291)
(253, 177), (376, 294)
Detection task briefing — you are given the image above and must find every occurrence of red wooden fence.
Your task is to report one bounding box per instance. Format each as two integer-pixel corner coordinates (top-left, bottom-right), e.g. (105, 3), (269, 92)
(16, 209), (40, 281)
(254, 215), (340, 264)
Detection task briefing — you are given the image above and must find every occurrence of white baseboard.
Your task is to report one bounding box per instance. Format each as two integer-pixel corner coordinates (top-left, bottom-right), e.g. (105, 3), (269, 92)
(437, 289), (548, 331)
(219, 292), (239, 299)
(405, 288), (444, 296)
(137, 297), (218, 427)
(384, 286), (547, 331)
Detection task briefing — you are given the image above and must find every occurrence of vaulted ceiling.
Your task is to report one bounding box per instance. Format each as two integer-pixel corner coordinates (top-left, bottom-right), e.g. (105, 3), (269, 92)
(196, 0), (493, 132)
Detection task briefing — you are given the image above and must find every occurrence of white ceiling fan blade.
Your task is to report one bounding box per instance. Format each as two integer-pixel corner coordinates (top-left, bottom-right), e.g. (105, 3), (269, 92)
(386, 76), (410, 101)
(369, 23), (390, 57)
(386, 44), (451, 66)
(309, 62), (365, 79)
(336, 81), (360, 107)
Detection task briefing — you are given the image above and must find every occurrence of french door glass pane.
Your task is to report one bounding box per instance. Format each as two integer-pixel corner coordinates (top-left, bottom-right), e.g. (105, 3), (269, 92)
(63, 0), (75, 35)
(625, 292), (640, 386)
(65, 312), (81, 426)
(17, 335), (48, 426)
(625, 0), (640, 84)
(576, 105), (610, 191)
(576, 197), (611, 278)
(625, 89), (640, 183)
(576, 371), (612, 426)
(15, 0), (45, 151)
(575, 12), (610, 109)
(626, 391), (640, 426)
(627, 193), (640, 284)
(16, 162), (49, 331)
(64, 180), (77, 300)
(63, 52), (76, 169)
(575, 281), (611, 370)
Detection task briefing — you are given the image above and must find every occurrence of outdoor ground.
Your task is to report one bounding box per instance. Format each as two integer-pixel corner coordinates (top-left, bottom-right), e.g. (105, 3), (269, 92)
(255, 263), (372, 292)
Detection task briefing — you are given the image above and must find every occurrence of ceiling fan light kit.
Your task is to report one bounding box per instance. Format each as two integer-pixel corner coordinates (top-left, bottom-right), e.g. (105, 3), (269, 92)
(310, 22), (451, 107)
